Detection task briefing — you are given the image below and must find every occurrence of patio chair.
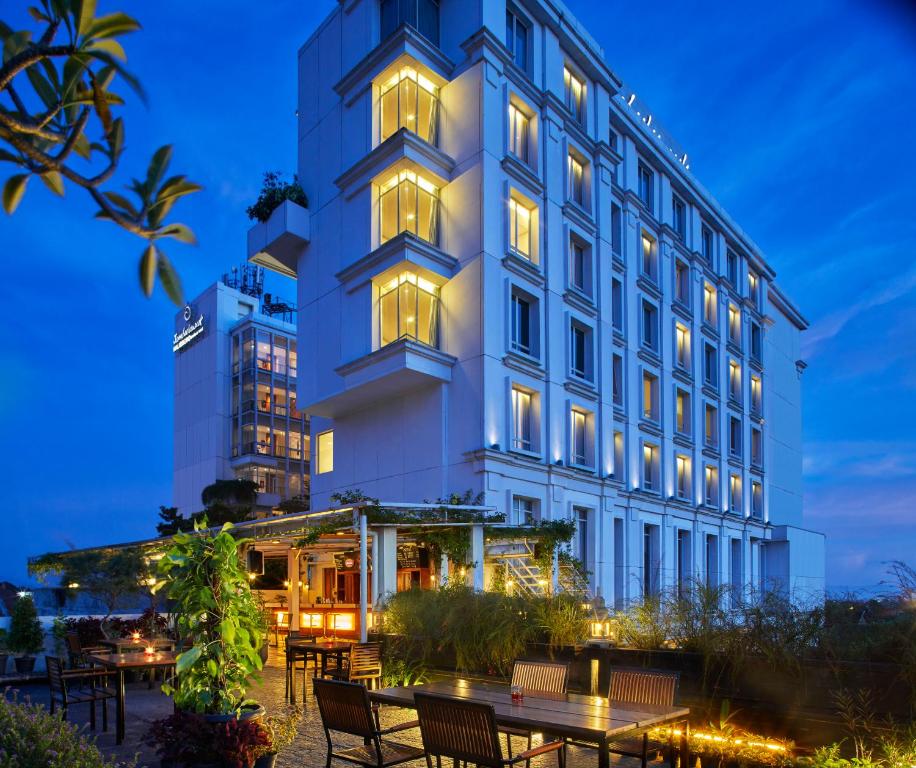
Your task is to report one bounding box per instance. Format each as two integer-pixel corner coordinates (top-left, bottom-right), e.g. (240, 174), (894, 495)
(500, 660), (569, 765)
(65, 633), (106, 669)
(326, 642), (382, 689)
(46, 656), (116, 731)
(414, 691), (565, 768)
(573, 667), (681, 768)
(285, 633), (318, 702)
(313, 677), (424, 768)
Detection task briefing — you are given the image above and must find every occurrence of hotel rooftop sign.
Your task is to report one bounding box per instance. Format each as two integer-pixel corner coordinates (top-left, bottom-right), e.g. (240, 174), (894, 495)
(173, 304), (205, 352)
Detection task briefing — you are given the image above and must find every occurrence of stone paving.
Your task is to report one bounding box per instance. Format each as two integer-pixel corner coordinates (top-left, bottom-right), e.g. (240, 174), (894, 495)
(5, 648), (644, 768)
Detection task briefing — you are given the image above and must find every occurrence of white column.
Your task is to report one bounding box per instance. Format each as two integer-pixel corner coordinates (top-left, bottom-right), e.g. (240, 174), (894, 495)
(371, 530), (379, 606)
(440, 553), (449, 586)
(471, 524), (485, 591)
(287, 548), (300, 632)
(359, 512), (368, 643)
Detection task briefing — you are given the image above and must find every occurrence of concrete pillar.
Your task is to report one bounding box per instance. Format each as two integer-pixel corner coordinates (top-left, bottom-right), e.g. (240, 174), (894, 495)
(287, 548), (300, 632)
(471, 524), (485, 591)
(371, 530), (379, 606)
(359, 513), (368, 643)
(378, 527), (398, 599)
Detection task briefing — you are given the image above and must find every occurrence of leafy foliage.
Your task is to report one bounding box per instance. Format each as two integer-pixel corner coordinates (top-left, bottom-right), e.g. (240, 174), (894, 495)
(245, 170), (307, 223)
(255, 706), (303, 758)
(156, 479), (259, 535)
(144, 710), (270, 768)
(0, 690), (135, 768)
(0, 2), (201, 304)
(153, 519), (266, 715)
(8, 593), (44, 655)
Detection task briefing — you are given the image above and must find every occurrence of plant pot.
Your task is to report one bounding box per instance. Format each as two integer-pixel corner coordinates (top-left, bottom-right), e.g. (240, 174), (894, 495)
(254, 753), (278, 768)
(0, 653), (8, 675)
(200, 703), (266, 724)
(259, 640), (269, 665)
(13, 656), (35, 674)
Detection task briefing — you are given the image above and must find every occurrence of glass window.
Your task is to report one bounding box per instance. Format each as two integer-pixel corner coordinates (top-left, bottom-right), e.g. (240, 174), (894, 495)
(563, 67), (585, 123)
(643, 443), (659, 491)
(701, 224), (714, 263)
(727, 249), (739, 285)
(642, 371), (659, 421)
(506, 9), (528, 70)
(568, 153), (584, 205)
(730, 474), (742, 514)
(750, 322), (762, 361)
(513, 496), (538, 525)
(508, 197), (533, 259)
(751, 427), (763, 467)
(672, 195), (686, 240)
(638, 162), (654, 213)
(729, 416), (742, 458)
(675, 323), (690, 370)
(379, 170), (439, 245)
(611, 203), (622, 255)
(751, 375), (762, 414)
(611, 278), (623, 331)
(612, 353), (623, 407)
(748, 271), (760, 308)
(751, 481), (763, 518)
(379, 66), (439, 145)
(510, 292), (531, 354)
(703, 282), (717, 325)
(511, 386), (533, 452)
(705, 465), (719, 506)
(729, 360), (742, 402)
(613, 431), (625, 478)
(570, 239), (588, 293)
(317, 430), (334, 474)
(571, 323), (589, 379)
(571, 408), (588, 465)
(675, 260), (690, 305)
(676, 389), (691, 435)
(379, 270), (440, 348)
(729, 304), (742, 347)
(676, 456), (691, 500)
(705, 403), (718, 448)
(641, 234), (657, 281)
(380, 0), (439, 46)
(641, 300), (658, 352)
(508, 103), (530, 163)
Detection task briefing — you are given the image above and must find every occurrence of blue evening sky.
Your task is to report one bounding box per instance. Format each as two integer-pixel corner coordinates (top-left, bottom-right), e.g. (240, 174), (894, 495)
(1, 1), (913, 591)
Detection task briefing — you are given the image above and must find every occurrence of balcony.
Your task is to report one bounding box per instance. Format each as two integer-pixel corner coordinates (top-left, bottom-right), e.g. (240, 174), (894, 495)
(247, 200), (309, 278)
(305, 338), (456, 418)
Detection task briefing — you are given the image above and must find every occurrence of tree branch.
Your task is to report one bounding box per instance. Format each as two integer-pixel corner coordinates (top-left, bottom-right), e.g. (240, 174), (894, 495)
(0, 43), (76, 93)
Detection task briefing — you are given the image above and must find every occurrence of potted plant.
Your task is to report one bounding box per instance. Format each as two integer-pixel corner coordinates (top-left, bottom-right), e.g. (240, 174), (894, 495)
(8, 594), (44, 674)
(148, 519), (268, 766)
(252, 708), (302, 767)
(145, 711), (270, 768)
(0, 627), (8, 675)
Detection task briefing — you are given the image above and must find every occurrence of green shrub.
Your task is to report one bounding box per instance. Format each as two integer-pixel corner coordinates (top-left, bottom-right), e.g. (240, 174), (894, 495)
(0, 692), (134, 767)
(533, 594), (590, 651)
(246, 171), (307, 223)
(8, 594), (44, 655)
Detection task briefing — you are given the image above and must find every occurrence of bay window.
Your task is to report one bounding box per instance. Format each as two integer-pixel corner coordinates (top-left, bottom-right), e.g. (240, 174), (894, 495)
(379, 67), (439, 145)
(379, 170), (439, 245)
(379, 271), (440, 348)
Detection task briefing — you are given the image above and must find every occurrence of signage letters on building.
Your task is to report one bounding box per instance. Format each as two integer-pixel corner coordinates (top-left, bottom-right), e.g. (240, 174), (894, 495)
(173, 305), (206, 352)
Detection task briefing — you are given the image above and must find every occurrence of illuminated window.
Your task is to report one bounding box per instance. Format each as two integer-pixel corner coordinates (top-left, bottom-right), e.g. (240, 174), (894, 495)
(642, 442), (660, 491)
(672, 195), (686, 240)
(676, 389), (691, 435)
(568, 153), (585, 205)
(506, 9), (529, 70)
(642, 370), (659, 422)
(641, 233), (657, 281)
(705, 403), (718, 448)
(508, 197), (532, 259)
(570, 408), (590, 466)
(317, 430), (334, 474)
(729, 360), (742, 402)
(613, 431), (625, 478)
(729, 474), (742, 514)
(563, 67), (585, 123)
(703, 282), (717, 325)
(750, 374), (762, 414)
(751, 480), (763, 518)
(675, 323), (691, 370)
(379, 170), (439, 245)
(704, 465), (719, 506)
(676, 455), (691, 500)
(511, 386), (533, 452)
(675, 259), (690, 305)
(748, 271), (760, 308)
(379, 271), (440, 348)
(379, 67), (439, 145)
(638, 162), (654, 213)
(729, 304), (742, 347)
(508, 103), (530, 163)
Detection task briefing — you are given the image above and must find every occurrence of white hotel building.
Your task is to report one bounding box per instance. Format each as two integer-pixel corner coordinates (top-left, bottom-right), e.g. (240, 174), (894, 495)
(249, 0), (825, 605)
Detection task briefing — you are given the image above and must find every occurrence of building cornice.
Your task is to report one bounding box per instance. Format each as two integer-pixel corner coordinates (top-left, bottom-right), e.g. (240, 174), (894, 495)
(335, 338), (456, 378)
(335, 232), (459, 292)
(767, 284), (809, 330)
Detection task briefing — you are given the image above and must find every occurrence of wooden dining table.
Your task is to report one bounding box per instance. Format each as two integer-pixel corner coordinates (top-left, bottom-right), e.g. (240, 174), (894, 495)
(369, 679), (690, 768)
(285, 640), (351, 702)
(87, 650), (179, 745)
(97, 637), (175, 654)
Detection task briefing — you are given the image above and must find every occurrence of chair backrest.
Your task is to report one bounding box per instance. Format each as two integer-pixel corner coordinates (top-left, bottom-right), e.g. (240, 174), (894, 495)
(350, 642), (381, 671)
(46, 656), (67, 701)
(511, 660), (568, 694)
(313, 678), (377, 739)
(609, 667), (679, 707)
(414, 692), (503, 768)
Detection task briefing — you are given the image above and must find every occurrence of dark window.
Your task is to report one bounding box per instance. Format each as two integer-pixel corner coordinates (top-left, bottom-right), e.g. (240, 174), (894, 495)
(701, 224), (713, 263)
(611, 203), (622, 256)
(750, 322), (762, 361)
(611, 278), (623, 331)
(675, 260), (690, 305)
(511, 293), (531, 354)
(641, 300), (658, 352)
(571, 323), (591, 380)
(673, 195), (686, 240)
(727, 249), (739, 285)
(380, 0), (439, 46)
(571, 240), (586, 292)
(729, 416), (742, 458)
(612, 354), (623, 406)
(506, 9), (528, 70)
(638, 162), (654, 213)
(704, 343), (718, 389)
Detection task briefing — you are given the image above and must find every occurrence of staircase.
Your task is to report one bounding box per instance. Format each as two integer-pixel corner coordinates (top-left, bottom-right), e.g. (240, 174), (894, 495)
(487, 541), (591, 600)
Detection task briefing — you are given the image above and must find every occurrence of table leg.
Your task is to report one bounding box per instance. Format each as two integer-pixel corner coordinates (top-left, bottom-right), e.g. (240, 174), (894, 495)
(597, 737), (609, 768)
(116, 669), (125, 745)
(679, 721), (690, 768)
(289, 651), (297, 704)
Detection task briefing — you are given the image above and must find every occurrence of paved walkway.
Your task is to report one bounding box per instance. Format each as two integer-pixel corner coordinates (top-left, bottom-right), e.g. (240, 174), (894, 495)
(6, 649), (644, 768)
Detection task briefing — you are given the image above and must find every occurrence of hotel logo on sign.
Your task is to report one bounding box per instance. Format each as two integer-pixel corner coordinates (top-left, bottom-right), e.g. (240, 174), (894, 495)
(173, 305), (205, 352)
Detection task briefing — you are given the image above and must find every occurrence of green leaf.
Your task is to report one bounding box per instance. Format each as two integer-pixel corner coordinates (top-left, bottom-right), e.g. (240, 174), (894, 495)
(28, 7), (51, 23)
(103, 190), (136, 215)
(83, 12), (140, 41)
(156, 251), (183, 306)
(73, 133), (92, 160)
(3, 31), (33, 64)
(26, 64), (58, 110)
(175, 644), (202, 675)
(38, 171), (64, 196)
(90, 73), (112, 133)
(0, 149), (19, 164)
(146, 146), (172, 195)
(139, 243), (156, 297)
(86, 38), (126, 61)
(156, 223), (196, 245)
(76, 0), (97, 37)
(2, 174), (29, 214)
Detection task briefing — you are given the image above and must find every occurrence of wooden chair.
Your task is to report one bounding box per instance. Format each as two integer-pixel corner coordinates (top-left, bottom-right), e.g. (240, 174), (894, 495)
(65, 633), (106, 669)
(414, 691), (565, 768)
(606, 667), (681, 768)
(500, 660), (569, 764)
(285, 633), (317, 702)
(46, 656), (115, 731)
(327, 642), (382, 689)
(313, 678), (424, 768)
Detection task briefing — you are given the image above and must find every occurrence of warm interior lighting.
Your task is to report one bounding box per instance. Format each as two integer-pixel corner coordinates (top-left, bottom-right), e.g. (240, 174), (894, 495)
(330, 613), (355, 631)
(300, 612), (323, 629)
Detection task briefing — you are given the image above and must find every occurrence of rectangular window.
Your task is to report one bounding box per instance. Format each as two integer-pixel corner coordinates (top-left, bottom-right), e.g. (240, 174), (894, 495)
(641, 300), (659, 352)
(729, 473), (742, 514)
(613, 431), (624, 479)
(612, 353), (624, 407)
(701, 224), (714, 263)
(611, 278), (624, 331)
(729, 416), (742, 458)
(750, 322), (762, 361)
(727, 249), (739, 285)
(379, 170), (439, 245)
(676, 388), (691, 435)
(748, 271), (760, 308)
(510, 291), (531, 355)
(508, 197), (532, 259)
(705, 403), (718, 448)
(643, 443), (660, 491)
(703, 282), (717, 325)
(511, 386), (532, 452)
(751, 480), (763, 518)
(570, 322), (590, 380)
(568, 153), (585, 206)
(513, 495), (537, 526)
(563, 67), (585, 123)
(751, 374), (762, 414)
(676, 529), (691, 597)
(675, 323), (691, 370)
(729, 305), (742, 347)
(642, 370), (659, 422)
(611, 203), (622, 256)
(508, 103), (530, 163)
(703, 342), (718, 389)
(672, 195), (686, 240)
(641, 233), (657, 282)
(729, 360), (742, 402)
(379, 271), (440, 348)
(676, 455), (691, 500)
(751, 427), (763, 467)
(705, 465), (719, 506)
(316, 430), (334, 474)
(638, 162), (654, 213)
(379, 66), (439, 145)
(730, 539), (742, 607)
(575, 506), (590, 566)
(705, 535), (719, 588)
(380, 0), (439, 46)
(675, 259), (690, 305)
(505, 9), (528, 70)
(643, 524), (660, 597)
(570, 239), (587, 293)
(571, 408), (588, 465)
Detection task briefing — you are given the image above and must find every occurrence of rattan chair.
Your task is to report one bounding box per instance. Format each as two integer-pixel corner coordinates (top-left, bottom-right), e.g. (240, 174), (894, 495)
(46, 656), (115, 731)
(327, 642), (382, 689)
(313, 678), (424, 768)
(572, 667), (681, 768)
(285, 633), (318, 702)
(500, 660), (569, 764)
(414, 691), (565, 768)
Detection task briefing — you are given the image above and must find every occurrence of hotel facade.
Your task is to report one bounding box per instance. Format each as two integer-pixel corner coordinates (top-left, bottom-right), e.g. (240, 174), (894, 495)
(249, 0), (825, 606)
